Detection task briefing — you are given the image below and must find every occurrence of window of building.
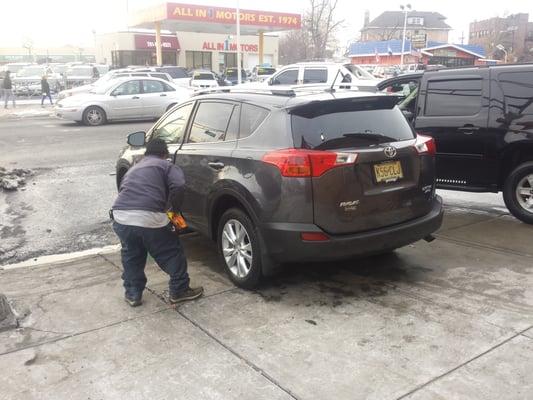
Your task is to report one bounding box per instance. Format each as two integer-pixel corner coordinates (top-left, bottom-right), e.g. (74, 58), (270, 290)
(188, 102), (235, 143)
(499, 72), (533, 115)
(425, 78), (482, 116)
(185, 51), (212, 70)
(408, 17), (424, 25)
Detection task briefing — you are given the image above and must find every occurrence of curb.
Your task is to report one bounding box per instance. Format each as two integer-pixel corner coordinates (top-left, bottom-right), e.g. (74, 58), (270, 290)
(0, 244), (121, 271)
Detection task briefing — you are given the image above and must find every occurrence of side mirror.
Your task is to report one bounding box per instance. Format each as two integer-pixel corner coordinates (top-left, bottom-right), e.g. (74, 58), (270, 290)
(267, 78), (274, 85)
(127, 131), (146, 147)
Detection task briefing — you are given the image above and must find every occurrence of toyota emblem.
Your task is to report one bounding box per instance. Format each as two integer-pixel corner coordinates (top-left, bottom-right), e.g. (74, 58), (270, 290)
(384, 146), (397, 158)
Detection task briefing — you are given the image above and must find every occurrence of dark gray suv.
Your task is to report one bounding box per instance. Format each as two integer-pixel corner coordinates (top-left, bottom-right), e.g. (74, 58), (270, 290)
(117, 89), (444, 288)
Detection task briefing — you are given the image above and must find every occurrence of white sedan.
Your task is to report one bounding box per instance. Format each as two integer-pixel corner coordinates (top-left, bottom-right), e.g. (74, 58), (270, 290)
(55, 77), (192, 126)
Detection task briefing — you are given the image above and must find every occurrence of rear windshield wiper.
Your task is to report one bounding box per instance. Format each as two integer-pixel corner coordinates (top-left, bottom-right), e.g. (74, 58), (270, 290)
(342, 132), (398, 142)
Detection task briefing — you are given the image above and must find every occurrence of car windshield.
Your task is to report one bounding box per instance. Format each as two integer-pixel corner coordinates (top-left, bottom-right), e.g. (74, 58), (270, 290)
(67, 67), (93, 77)
(17, 67), (45, 77)
(226, 69), (245, 77)
(345, 65), (375, 80)
(257, 67), (276, 75)
(160, 67), (188, 78)
(90, 80), (120, 94)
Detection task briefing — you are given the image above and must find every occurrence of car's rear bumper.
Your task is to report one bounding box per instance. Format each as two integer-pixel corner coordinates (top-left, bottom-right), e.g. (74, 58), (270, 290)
(261, 196), (443, 263)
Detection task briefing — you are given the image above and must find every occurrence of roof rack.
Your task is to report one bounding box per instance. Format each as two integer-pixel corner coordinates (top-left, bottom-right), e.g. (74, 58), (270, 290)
(191, 85), (347, 98)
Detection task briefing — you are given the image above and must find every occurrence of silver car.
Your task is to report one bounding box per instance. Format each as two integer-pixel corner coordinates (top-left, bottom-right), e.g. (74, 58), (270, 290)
(55, 77), (192, 126)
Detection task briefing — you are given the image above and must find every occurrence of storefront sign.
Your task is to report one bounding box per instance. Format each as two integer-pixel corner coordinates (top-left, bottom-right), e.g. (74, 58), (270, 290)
(166, 3), (301, 29)
(202, 41), (258, 52)
(134, 34), (180, 50)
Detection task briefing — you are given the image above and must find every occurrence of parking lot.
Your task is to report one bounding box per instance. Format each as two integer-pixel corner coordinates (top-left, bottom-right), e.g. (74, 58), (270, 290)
(1, 185), (532, 399)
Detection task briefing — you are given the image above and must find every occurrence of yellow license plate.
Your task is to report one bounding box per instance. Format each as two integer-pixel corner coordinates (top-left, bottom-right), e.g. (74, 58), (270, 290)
(374, 161), (403, 183)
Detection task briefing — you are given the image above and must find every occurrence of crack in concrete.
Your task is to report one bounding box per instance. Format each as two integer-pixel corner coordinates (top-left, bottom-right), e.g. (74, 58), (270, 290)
(175, 306), (301, 400)
(0, 308), (168, 358)
(395, 324), (533, 400)
(436, 233), (533, 260)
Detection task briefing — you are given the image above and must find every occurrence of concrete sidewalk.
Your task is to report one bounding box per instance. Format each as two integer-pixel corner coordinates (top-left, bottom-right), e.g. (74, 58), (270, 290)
(0, 102), (54, 119)
(0, 209), (532, 399)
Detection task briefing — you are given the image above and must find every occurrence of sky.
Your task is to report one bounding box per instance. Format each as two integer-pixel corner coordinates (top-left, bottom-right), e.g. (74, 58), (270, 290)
(1, 0), (532, 50)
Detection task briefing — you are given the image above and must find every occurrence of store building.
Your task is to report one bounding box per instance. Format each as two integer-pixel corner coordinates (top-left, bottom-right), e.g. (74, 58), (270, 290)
(347, 40), (486, 68)
(95, 30), (279, 71)
(95, 2), (301, 71)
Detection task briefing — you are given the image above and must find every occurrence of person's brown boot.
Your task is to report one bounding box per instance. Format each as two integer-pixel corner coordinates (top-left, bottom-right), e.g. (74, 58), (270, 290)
(169, 287), (204, 304)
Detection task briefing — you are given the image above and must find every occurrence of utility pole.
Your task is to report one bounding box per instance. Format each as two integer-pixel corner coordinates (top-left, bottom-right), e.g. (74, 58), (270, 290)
(400, 4), (411, 66)
(236, 0), (242, 85)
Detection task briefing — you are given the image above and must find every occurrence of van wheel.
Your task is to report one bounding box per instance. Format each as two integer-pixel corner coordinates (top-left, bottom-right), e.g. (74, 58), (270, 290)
(217, 208), (263, 289)
(83, 106), (106, 126)
(503, 161), (533, 224)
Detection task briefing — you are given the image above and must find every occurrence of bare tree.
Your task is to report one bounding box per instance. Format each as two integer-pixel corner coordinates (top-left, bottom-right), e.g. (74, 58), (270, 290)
(279, 0), (343, 64)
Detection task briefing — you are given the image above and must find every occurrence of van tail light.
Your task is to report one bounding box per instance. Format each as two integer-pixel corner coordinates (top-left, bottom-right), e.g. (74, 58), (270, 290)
(262, 149), (358, 178)
(414, 134), (436, 156)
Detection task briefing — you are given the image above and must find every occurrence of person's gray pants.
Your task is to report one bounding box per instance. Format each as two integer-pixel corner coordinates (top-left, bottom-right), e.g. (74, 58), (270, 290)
(4, 89), (15, 107)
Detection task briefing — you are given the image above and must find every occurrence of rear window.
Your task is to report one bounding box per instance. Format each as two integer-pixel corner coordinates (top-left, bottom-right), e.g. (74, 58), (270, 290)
(424, 78), (482, 116)
(240, 103), (269, 139)
(498, 71), (533, 115)
(291, 99), (414, 150)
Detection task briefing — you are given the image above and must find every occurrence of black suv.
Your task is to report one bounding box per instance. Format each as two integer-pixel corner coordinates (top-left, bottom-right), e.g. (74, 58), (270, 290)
(117, 89), (444, 288)
(379, 64), (533, 224)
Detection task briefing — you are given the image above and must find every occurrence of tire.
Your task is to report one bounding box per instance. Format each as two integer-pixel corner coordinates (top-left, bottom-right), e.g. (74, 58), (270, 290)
(217, 208), (263, 289)
(83, 106), (106, 126)
(503, 161), (533, 224)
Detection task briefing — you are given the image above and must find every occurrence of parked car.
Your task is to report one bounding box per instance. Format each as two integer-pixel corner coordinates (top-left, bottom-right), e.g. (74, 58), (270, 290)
(189, 70), (219, 88)
(13, 65), (62, 95)
(250, 66), (277, 82)
(222, 68), (248, 85)
(264, 62), (381, 91)
(1, 62), (32, 76)
(378, 64), (533, 224)
(153, 66), (190, 87)
(55, 77), (192, 126)
(57, 70), (173, 100)
(116, 88), (443, 288)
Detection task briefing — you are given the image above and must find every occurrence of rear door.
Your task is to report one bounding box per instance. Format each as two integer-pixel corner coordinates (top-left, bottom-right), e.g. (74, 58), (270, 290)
(107, 80), (144, 119)
(302, 68), (328, 84)
(290, 97), (433, 234)
(141, 80), (172, 117)
(415, 70), (491, 188)
(176, 100), (240, 234)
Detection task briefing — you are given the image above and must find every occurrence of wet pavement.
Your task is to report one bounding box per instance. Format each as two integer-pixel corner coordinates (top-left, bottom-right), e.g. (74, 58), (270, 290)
(0, 204), (532, 399)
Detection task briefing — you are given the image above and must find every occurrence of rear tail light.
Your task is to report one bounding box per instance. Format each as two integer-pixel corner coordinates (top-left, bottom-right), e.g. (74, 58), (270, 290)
(262, 149), (358, 178)
(300, 232), (329, 241)
(414, 134), (436, 156)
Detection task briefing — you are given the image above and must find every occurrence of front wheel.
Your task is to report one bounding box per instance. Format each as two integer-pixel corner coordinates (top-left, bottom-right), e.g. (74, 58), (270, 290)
(217, 208), (263, 288)
(503, 161), (533, 224)
(83, 106), (106, 126)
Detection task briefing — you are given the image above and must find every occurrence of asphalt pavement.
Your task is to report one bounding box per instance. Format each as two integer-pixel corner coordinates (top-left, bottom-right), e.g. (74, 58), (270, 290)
(0, 115), (510, 266)
(0, 116), (154, 264)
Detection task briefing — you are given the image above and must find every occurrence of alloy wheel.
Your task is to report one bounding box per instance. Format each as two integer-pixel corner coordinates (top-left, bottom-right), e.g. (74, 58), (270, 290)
(221, 219), (253, 278)
(87, 109), (103, 125)
(516, 173), (533, 213)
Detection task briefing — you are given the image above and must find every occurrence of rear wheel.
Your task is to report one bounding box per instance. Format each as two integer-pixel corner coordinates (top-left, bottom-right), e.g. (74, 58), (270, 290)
(503, 162), (533, 224)
(83, 106), (106, 126)
(217, 208), (263, 288)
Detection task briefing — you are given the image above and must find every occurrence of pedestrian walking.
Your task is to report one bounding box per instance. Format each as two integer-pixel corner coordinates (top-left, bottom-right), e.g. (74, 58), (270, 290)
(41, 75), (53, 107)
(110, 139), (203, 307)
(3, 71), (15, 109)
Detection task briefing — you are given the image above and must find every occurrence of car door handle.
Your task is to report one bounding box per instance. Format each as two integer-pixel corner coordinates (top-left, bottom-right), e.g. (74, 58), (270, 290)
(458, 126), (479, 135)
(208, 161), (225, 170)
(132, 96), (140, 99)
(160, 93), (167, 97)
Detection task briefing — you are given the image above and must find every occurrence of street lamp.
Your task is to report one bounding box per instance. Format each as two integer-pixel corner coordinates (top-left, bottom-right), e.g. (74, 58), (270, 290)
(496, 44), (508, 63)
(400, 4), (412, 66)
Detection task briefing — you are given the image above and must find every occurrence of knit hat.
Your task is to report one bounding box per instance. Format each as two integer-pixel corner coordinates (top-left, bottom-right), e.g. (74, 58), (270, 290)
(145, 139), (169, 157)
